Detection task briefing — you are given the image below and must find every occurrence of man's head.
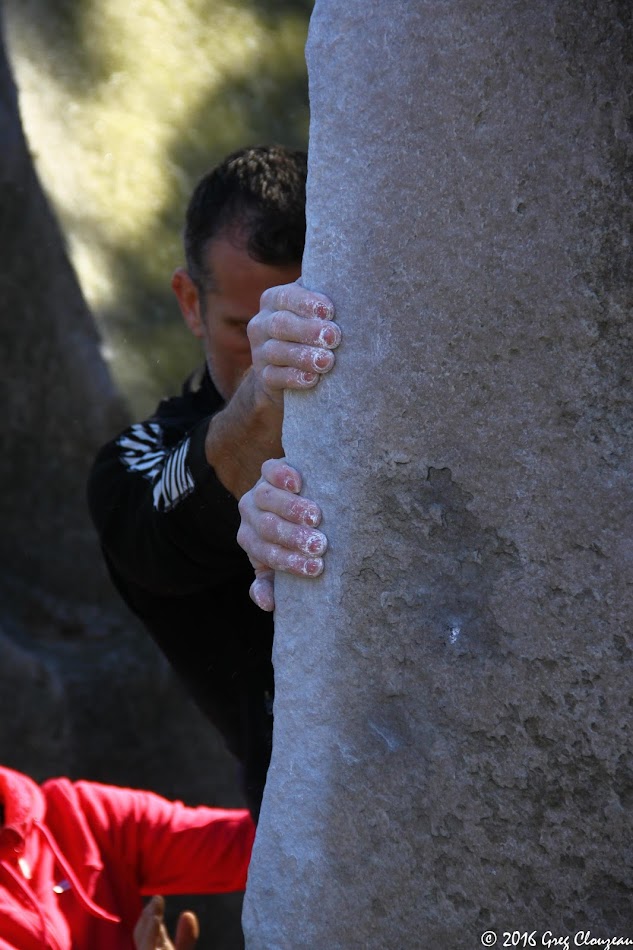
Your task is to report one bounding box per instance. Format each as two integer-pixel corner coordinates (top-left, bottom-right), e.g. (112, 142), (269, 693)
(172, 145), (306, 399)
(184, 144), (307, 283)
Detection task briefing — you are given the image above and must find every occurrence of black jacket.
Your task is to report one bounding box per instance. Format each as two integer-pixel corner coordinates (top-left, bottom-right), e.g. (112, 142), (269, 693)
(87, 367), (273, 819)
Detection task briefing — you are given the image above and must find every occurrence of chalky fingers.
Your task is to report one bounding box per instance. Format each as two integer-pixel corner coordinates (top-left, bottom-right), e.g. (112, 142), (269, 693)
(250, 570), (276, 612)
(252, 479), (322, 528)
(238, 514), (326, 571)
(259, 511), (327, 557)
(254, 539), (324, 578)
(260, 282), (334, 321)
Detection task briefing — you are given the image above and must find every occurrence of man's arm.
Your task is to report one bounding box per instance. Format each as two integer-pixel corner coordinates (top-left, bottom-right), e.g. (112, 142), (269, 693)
(73, 780), (256, 895)
(87, 283), (338, 593)
(237, 458), (327, 612)
(205, 283), (340, 499)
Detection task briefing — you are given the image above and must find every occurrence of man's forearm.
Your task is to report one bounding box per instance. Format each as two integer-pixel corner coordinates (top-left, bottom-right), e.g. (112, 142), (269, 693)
(204, 369), (284, 499)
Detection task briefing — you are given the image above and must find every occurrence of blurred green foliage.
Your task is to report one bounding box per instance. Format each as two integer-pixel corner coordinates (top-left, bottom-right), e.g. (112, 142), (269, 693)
(4, 0), (312, 415)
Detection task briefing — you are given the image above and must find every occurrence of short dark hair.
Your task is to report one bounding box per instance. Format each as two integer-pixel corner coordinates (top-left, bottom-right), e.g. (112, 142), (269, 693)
(184, 144), (307, 287)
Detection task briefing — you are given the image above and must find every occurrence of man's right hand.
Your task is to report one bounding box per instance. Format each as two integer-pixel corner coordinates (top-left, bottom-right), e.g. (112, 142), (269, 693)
(237, 458), (328, 611)
(247, 282), (341, 409)
(204, 283), (340, 499)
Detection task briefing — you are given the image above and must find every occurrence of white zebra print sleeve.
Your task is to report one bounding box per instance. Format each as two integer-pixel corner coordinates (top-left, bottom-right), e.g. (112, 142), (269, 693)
(118, 422), (195, 512)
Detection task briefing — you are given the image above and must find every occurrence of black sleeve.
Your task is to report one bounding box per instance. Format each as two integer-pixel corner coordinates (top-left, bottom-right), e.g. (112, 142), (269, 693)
(87, 414), (251, 595)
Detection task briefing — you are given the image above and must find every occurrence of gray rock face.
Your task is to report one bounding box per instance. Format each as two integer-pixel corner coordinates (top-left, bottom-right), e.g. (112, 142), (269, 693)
(244, 1), (633, 946)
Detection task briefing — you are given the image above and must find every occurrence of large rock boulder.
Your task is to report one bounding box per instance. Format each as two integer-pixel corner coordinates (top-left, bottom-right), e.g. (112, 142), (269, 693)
(244, 2), (633, 946)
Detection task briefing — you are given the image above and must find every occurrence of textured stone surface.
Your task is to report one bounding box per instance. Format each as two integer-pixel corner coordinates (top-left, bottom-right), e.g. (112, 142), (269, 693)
(244, 1), (633, 946)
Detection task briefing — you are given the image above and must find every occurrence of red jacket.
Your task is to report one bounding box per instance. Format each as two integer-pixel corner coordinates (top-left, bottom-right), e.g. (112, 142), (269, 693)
(0, 766), (255, 949)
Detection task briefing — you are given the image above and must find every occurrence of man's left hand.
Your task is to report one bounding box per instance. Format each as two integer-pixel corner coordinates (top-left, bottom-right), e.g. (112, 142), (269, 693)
(134, 896), (199, 950)
(237, 458), (327, 611)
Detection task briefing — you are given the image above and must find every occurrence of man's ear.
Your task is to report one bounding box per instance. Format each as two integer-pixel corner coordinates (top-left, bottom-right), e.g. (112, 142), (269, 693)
(172, 268), (204, 339)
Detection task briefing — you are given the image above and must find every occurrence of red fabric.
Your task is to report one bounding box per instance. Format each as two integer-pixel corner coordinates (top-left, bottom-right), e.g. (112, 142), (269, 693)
(0, 766), (254, 949)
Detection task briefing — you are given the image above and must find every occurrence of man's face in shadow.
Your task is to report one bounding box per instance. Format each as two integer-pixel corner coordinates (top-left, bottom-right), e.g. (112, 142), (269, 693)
(172, 234), (301, 400)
